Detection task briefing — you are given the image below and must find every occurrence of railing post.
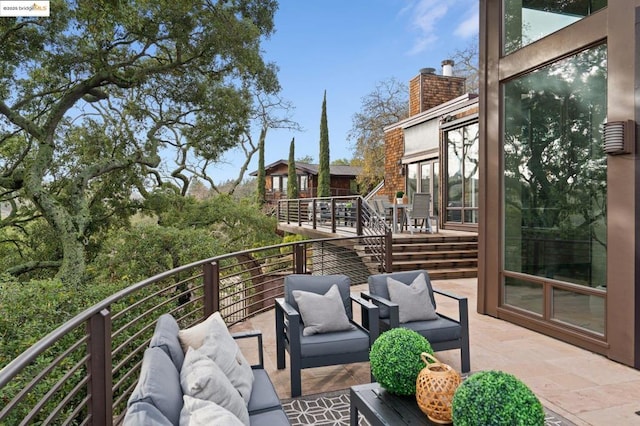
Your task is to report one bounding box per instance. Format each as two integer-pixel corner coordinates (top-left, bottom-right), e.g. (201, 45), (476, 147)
(356, 197), (363, 235)
(385, 231), (393, 272)
(203, 261), (220, 317)
(331, 198), (337, 233)
(276, 201), (281, 222)
(286, 199), (291, 224)
(87, 309), (112, 426)
(312, 199), (317, 229)
(297, 199), (302, 226)
(294, 243), (305, 274)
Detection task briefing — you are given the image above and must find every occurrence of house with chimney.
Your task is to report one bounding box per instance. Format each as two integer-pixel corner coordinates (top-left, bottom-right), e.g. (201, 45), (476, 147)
(381, 60), (479, 233)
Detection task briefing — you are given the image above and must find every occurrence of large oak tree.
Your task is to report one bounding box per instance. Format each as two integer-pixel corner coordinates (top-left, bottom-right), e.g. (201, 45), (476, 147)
(0, 0), (279, 286)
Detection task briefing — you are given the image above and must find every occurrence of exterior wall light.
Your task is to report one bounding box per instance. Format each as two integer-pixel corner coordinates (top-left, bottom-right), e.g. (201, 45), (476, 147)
(603, 120), (636, 155)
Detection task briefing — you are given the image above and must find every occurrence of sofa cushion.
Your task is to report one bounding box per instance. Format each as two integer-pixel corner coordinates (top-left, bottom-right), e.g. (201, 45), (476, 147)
(292, 284), (355, 336)
(123, 400), (173, 426)
(180, 347), (250, 426)
(247, 369), (281, 414)
(127, 347), (183, 425)
(180, 395), (244, 426)
(197, 315), (254, 405)
(249, 408), (291, 426)
(149, 313), (184, 372)
(387, 274), (438, 323)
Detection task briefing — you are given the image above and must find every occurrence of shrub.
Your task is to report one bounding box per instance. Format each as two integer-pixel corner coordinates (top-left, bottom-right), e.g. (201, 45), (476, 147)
(452, 370), (545, 426)
(369, 328), (433, 395)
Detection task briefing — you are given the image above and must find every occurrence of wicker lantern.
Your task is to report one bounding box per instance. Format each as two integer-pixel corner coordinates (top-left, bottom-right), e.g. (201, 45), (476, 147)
(415, 352), (461, 424)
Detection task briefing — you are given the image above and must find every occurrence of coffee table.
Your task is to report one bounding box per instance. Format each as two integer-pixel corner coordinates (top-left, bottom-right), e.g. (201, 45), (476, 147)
(350, 382), (437, 425)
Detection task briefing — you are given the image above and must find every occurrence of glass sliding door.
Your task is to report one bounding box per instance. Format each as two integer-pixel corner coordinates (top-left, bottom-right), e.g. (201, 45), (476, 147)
(445, 122), (479, 225)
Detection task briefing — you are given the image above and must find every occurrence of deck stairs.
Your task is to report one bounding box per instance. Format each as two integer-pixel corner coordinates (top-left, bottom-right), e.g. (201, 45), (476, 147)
(356, 232), (478, 280)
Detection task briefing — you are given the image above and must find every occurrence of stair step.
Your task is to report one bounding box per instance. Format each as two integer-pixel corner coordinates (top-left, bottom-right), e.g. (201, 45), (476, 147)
(393, 250), (478, 260)
(393, 242), (478, 252)
(393, 258), (477, 268)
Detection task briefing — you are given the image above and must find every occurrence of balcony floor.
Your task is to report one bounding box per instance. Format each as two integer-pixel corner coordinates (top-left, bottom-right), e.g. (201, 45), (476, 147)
(231, 278), (640, 426)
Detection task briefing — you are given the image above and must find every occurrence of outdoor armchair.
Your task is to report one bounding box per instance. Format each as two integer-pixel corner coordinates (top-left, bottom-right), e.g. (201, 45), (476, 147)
(362, 269), (470, 373)
(275, 274), (379, 397)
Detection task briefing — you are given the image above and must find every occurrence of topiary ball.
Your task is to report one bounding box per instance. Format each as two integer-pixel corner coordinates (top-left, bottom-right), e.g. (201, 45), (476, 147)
(452, 370), (545, 426)
(369, 328), (433, 395)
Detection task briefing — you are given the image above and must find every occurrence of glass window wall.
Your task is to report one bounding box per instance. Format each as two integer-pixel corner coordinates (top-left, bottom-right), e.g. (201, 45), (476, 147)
(445, 123), (479, 224)
(502, 44), (607, 334)
(503, 0), (607, 55)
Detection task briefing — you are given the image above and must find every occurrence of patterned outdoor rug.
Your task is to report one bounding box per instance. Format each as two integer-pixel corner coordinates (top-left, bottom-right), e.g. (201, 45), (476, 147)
(281, 389), (576, 426)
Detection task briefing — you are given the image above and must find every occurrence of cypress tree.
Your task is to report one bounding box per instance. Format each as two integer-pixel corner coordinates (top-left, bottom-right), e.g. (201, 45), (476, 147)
(318, 90), (331, 197)
(287, 137), (298, 198)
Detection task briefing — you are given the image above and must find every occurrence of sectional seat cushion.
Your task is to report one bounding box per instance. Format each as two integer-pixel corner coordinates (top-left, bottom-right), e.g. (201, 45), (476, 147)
(292, 284), (355, 336)
(180, 395), (244, 426)
(123, 400), (173, 426)
(387, 274), (438, 323)
(247, 369), (282, 414)
(150, 313), (185, 371)
(127, 347), (183, 425)
(180, 347), (250, 426)
(196, 315), (254, 404)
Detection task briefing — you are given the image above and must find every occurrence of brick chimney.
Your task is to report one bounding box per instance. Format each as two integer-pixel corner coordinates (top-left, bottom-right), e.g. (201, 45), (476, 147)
(408, 62), (466, 116)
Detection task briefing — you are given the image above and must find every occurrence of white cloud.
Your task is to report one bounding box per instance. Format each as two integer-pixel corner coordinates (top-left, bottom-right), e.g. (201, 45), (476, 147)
(405, 0), (450, 55)
(454, 9), (479, 39)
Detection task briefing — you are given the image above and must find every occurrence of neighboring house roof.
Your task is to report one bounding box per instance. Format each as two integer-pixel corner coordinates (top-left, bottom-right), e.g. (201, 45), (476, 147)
(250, 160), (362, 177)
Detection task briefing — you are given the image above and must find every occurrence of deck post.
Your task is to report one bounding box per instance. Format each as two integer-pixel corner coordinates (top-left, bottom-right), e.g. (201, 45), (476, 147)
(87, 309), (112, 426)
(203, 261), (220, 316)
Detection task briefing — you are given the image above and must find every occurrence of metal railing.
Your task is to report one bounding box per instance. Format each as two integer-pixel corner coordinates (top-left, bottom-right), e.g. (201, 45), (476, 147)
(276, 196), (392, 273)
(0, 235), (387, 425)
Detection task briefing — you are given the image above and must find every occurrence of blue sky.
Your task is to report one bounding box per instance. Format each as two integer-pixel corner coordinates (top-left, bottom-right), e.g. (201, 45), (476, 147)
(214, 0), (478, 184)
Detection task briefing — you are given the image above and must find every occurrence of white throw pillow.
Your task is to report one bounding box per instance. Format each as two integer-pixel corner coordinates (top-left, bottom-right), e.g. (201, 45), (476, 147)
(197, 322), (254, 405)
(178, 312), (224, 352)
(180, 347), (249, 426)
(180, 395), (244, 426)
(386, 274), (438, 323)
(292, 284), (356, 336)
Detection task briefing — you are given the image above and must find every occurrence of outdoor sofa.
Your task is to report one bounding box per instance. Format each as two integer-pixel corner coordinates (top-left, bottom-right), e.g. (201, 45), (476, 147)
(124, 313), (290, 425)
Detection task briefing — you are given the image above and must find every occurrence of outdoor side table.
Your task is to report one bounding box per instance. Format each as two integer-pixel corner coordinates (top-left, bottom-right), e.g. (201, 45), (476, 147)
(350, 382), (435, 425)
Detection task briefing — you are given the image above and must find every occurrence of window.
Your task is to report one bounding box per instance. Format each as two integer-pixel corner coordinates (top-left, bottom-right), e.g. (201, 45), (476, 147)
(299, 175), (308, 191)
(272, 175), (281, 192)
(502, 44), (607, 334)
(503, 0), (607, 55)
(445, 122), (479, 224)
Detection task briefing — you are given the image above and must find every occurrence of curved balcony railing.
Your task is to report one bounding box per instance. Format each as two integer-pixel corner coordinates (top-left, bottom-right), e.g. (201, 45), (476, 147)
(0, 234), (387, 425)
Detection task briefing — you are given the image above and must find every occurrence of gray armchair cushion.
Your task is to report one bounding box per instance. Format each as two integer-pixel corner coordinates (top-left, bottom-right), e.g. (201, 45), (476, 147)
(400, 316), (462, 343)
(387, 274), (438, 323)
(124, 400), (173, 426)
(284, 274), (353, 319)
(292, 284), (355, 336)
(299, 327), (370, 358)
(368, 270), (436, 318)
(149, 313), (184, 372)
(249, 408), (291, 426)
(127, 347), (183, 425)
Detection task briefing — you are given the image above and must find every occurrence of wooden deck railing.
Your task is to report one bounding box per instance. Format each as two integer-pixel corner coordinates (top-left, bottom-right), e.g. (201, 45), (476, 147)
(0, 235), (387, 425)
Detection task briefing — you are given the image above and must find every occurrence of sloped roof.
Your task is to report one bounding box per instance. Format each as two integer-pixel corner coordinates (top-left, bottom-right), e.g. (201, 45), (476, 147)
(250, 160), (362, 177)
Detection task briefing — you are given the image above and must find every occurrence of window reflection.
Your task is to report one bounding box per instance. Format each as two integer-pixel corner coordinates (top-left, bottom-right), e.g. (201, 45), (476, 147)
(503, 0), (607, 55)
(503, 44), (607, 289)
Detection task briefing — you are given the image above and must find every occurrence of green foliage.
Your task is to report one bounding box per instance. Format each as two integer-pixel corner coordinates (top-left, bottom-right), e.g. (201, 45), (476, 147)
(369, 328), (433, 395)
(396, 191), (404, 198)
(452, 370), (545, 426)
(287, 138), (298, 198)
(318, 90), (331, 197)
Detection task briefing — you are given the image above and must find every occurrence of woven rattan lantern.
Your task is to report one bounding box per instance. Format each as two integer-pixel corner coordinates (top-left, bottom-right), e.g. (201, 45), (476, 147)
(415, 352), (461, 424)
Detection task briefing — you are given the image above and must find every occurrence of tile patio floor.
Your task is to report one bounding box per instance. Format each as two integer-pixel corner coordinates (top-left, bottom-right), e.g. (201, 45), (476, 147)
(231, 278), (640, 426)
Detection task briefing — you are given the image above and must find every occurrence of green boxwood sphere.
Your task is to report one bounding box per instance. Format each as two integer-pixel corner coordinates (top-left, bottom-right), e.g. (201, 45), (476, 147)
(452, 370), (545, 426)
(369, 328), (433, 395)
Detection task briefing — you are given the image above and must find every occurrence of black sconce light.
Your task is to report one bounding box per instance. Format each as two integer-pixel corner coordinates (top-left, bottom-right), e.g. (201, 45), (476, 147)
(603, 120), (636, 155)
(397, 159), (404, 176)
